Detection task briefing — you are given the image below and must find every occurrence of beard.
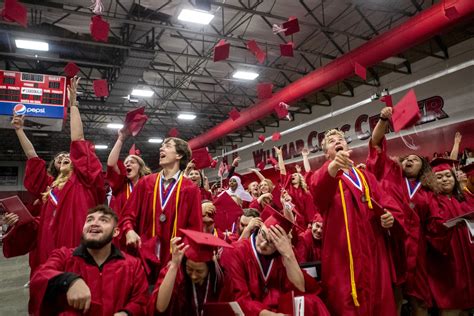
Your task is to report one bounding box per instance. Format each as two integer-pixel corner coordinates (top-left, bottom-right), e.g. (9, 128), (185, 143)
(81, 231), (114, 249)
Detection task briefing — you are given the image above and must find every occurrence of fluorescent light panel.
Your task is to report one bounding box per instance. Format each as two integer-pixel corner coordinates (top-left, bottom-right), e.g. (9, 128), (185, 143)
(15, 39), (49, 51)
(32, 132), (49, 137)
(177, 9), (214, 25)
(95, 145), (108, 149)
(131, 89), (154, 97)
(177, 113), (196, 120)
(148, 138), (163, 143)
(107, 123), (124, 129)
(233, 71), (259, 80)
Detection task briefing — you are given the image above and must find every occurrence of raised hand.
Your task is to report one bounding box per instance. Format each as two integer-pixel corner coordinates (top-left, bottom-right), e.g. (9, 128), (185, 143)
(170, 237), (189, 266)
(273, 146), (282, 156)
(267, 225), (293, 257)
(118, 127), (131, 142)
(380, 107), (393, 120)
(10, 114), (25, 130)
(67, 76), (81, 106)
(328, 149), (354, 177)
(454, 131), (462, 144)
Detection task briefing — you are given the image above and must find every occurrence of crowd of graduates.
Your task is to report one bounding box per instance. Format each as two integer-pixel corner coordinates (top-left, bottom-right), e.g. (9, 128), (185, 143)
(1, 77), (473, 316)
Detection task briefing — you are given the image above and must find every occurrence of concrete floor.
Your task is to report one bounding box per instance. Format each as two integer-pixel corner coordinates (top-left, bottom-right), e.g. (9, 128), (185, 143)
(0, 250), (29, 315)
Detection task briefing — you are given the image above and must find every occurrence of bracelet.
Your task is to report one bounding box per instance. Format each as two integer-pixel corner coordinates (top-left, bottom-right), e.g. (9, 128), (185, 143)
(379, 117), (388, 121)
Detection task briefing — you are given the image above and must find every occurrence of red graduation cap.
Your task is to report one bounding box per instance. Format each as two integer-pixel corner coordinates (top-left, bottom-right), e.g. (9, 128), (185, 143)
(246, 40), (266, 64)
(354, 62), (367, 81)
(282, 16), (300, 36)
(229, 107), (240, 121)
(180, 228), (233, 262)
(257, 160), (266, 171)
(444, 5), (459, 19)
(280, 42), (294, 57)
(271, 132), (281, 141)
(213, 39), (230, 62)
(380, 94), (393, 107)
(313, 212), (323, 223)
(1, 0), (27, 27)
(261, 205), (294, 234)
(461, 163), (474, 177)
(124, 106), (148, 137)
(0, 195), (34, 227)
(392, 89), (421, 132)
(168, 127), (179, 137)
(192, 147), (212, 169)
(64, 62), (80, 78)
(257, 83), (273, 99)
(93, 79), (109, 97)
(430, 158), (458, 173)
(258, 135), (266, 143)
(210, 158), (218, 168)
(274, 102), (289, 119)
(213, 192), (243, 232)
(128, 144), (141, 156)
(90, 15), (110, 42)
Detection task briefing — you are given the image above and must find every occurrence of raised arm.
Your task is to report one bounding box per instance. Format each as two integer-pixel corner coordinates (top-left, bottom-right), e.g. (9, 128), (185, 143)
(68, 77), (84, 141)
(449, 132), (462, 160)
(11, 115), (38, 159)
(301, 148), (311, 173)
(371, 107), (392, 147)
(107, 128), (130, 173)
(249, 168), (266, 181)
(226, 157), (240, 179)
(274, 146), (286, 176)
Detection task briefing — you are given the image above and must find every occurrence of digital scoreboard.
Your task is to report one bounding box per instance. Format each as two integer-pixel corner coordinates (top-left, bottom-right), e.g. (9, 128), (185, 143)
(0, 70), (67, 131)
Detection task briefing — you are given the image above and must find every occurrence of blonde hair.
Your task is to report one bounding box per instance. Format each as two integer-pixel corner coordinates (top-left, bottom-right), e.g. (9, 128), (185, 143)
(42, 166), (73, 202)
(259, 179), (275, 191)
(321, 129), (345, 153)
(293, 173), (308, 192)
(125, 155), (151, 178)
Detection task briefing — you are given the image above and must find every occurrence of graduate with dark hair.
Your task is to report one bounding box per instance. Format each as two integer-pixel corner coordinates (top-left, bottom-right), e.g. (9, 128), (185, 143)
(29, 205), (148, 316)
(119, 137), (202, 281)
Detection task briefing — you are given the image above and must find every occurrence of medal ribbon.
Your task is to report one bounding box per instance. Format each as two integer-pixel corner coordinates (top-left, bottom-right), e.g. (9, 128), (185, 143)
(152, 172), (184, 238)
(49, 190), (59, 206)
(405, 178), (421, 200)
(250, 233), (274, 283)
(342, 167), (363, 192)
(192, 275), (210, 316)
(126, 181), (133, 199)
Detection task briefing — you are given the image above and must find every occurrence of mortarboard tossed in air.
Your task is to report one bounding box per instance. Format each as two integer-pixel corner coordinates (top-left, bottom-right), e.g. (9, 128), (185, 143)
(267, 156), (278, 166)
(180, 228), (233, 262)
(257, 160), (266, 171)
(93, 79), (109, 97)
(282, 16), (300, 36)
(229, 107), (240, 121)
(128, 144), (141, 156)
(168, 127), (179, 137)
(391, 89), (421, 132)
(213, 39), (230, 62)
(260, 204), (294, 234)
(246, 40), (266, 64)
(64, 62), (80, 78)
(257, 83), (273, 99)
(210, 158), (218, 168)
(124, 106), (148, 137)
(1, 0), (27, 27)
(274, 102), (289, 119)
(258, 135), (266, 143)
(271, 132), (281, 142)
(380, 94), (393, 107)
(192, 147), (212, 169)
(280, 42), (294, 57)
(90, 15), (110, 42)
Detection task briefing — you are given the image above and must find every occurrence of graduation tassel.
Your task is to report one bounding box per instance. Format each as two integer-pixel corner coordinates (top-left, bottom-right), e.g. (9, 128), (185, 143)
(339, 180), (360, 307)
(170, 173), (184, 251)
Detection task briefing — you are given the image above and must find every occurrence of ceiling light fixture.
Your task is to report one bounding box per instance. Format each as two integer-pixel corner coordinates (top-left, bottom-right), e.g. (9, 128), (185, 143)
(233, 71), (259, 80)
(148, 138), (163, 143)
(177, 113), (196, 120)
(95, 145), (108, 150)
(177, 9), (214, 25)
(131, 89), (154, 97)
(15, 39), (49, 51)
(107, 123), (124, 129)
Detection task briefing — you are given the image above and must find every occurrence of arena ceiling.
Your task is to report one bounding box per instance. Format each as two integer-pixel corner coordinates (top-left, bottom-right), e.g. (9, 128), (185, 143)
(0, 0), (472, 169)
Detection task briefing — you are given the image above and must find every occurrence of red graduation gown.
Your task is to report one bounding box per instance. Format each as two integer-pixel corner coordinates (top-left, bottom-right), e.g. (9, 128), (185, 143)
(295, 229), (321, 263)
(150, 262), (231, 315)
(20, 141), (105, 268)
(310, 162), (398, 316)
(426, 194), (474, 310)
(29, 246), (149, 316)
(120, 173), (202, 272)
(281, 174), (318, 227)
(221, 237), (329, 316)
(365, 138), (436, 305)
(105, 161), (131, 219)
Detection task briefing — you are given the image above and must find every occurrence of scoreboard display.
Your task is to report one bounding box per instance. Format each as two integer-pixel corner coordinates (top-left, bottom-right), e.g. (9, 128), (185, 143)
(0, 70), (67, 131)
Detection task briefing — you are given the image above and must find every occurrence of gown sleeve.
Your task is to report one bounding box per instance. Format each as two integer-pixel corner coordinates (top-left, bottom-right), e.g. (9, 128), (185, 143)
(24, 157), (53, 197)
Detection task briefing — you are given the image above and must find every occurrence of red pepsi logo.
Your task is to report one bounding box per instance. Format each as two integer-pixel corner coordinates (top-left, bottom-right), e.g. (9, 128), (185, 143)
(13, 104), (26, 115)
